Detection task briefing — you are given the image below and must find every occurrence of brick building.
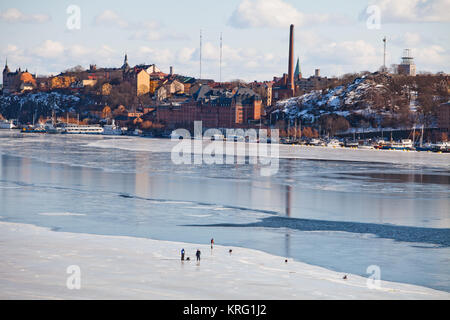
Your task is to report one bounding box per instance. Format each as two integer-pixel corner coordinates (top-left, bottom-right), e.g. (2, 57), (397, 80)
(438, 102), (450, 134)
(156, 85), (262, 129)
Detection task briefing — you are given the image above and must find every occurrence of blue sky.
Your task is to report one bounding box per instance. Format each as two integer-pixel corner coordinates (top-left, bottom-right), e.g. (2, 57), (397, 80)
(1, 0), (449, 82)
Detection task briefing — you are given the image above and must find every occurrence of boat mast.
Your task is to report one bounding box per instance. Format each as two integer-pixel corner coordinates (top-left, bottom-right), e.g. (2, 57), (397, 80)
(420, 125), (424, 147)
(295, 119), (297, 141)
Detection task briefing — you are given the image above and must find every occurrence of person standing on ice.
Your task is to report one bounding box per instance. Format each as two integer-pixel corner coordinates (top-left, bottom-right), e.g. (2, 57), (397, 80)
(210, 238), (214, 249)
(196, 249), (201, 262)
(181, 248), (185, 261)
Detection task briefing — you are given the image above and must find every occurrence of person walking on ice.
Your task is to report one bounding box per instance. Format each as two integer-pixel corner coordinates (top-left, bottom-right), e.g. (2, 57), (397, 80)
(181, 248), (185, 261)
(196, 249), (201, 262)
(210, 238), (214, 249)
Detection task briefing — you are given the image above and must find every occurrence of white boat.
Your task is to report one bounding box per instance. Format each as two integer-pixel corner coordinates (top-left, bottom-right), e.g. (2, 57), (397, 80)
(309, 138), (321, 146)
(400, 139), (413, 148)
(326, 139), (341, 148)
(345, 140), (359, 148)
(63, 124), (104, 134)
(0, 119), (16, 129)
(358, 145), (374, 150)
(433, 141), (450, 152)
(102, 120), (123, 136)
(382, 139), (414, 150)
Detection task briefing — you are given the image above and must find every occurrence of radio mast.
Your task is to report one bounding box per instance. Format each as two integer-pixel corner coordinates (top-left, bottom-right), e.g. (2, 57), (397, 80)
(199, 29), (202, 80)
(219, 32), (223, 83)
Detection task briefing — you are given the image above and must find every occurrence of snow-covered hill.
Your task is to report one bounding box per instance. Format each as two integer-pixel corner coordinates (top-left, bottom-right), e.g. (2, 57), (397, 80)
(0, 92), (96, 121)
(0, 92), (82, 111)
(275, 75), (391, 124)
(271, 72), (448, 131)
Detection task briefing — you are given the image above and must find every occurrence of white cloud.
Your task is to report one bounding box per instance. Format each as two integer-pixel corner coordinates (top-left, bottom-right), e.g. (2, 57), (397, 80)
(412, 46), (449, 71)
(177, 47), (196, 63)
(362, 0), (450, 23)
(228, 0), (343, 28)
(245, 61), (259, 68)
(315, 40), (379, 66)
(229, 0), (302, 28)
(391, 32), (422, 47)
(34, 40), (65, 59)
(131, 30), (162, 41)
(1, 44), (32, 67)
(0, 8), (50, 23)
(130, 23), (188, 42)
(94, 10), (128, 28)
(69, 45), (92, 58)
(296, 39), (383, 76)
(94, 11), (186, 42)
(137, 47), (175, 65)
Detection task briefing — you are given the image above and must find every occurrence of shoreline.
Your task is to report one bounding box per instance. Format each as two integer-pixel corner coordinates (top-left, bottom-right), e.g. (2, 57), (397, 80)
(0, 221), (448, 300)
(1, 131), (449, 169)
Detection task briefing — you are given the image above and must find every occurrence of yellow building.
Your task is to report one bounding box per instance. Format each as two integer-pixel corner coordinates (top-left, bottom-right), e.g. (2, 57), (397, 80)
(49, 75), (76, 89)
(124, 68), (150, 96)
(149, 79), (160, 94)
(136, 70), (150, 96)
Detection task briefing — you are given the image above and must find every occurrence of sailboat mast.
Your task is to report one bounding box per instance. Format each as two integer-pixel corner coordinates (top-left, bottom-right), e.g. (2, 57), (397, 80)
(420, 125), (424, 147)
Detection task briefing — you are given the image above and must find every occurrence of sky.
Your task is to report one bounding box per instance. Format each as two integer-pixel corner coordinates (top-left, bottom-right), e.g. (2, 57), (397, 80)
(0, 0), (449, 83)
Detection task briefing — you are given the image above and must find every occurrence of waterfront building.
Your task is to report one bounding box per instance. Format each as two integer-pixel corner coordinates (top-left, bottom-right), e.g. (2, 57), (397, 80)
(155, 85), (262, 129)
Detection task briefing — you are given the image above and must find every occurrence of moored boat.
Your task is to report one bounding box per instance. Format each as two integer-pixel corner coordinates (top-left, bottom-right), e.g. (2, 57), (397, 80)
(102, 120), (123, 136)
(381, 139), (414, 151)
(0, 119), (16, 129)
(62, 124), (104, 134)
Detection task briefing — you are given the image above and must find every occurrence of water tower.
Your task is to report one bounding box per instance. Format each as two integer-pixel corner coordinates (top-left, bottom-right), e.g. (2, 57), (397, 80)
(398, 49), (416, 76)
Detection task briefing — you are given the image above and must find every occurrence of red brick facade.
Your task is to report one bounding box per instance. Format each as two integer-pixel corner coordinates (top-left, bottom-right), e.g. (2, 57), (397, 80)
(156, 100), (262, 129)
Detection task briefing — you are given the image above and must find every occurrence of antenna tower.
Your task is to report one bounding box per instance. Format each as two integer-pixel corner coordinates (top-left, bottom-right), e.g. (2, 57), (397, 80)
(220, 32), (223, 83)
(199, 29), (202, 80)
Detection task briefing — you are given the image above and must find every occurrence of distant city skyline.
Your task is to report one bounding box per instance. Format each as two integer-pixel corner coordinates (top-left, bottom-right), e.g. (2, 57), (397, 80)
(1, 0), (449, 82)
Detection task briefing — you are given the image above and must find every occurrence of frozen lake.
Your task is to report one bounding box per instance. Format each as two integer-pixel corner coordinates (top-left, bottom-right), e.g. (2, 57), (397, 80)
(0, 132), (449, 292)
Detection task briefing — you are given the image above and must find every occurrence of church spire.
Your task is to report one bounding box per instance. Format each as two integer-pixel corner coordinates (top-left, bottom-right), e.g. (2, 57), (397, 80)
(3, 57), (10, 73)
(294, 57), (301, 79)
(122, 53), (130, 70)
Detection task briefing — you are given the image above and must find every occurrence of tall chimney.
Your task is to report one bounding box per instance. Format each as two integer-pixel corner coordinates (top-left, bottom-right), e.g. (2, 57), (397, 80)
(288, 24), (295, 96)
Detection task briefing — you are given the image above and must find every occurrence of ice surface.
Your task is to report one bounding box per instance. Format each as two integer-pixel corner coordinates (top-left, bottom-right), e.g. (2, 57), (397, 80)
(86, 138), (450, 169)
(0, 222), (448, 300)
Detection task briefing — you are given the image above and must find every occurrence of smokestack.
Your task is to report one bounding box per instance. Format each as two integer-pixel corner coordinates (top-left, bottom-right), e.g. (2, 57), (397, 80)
(170, 66), (173, 75)
(288, 24), (295, 96)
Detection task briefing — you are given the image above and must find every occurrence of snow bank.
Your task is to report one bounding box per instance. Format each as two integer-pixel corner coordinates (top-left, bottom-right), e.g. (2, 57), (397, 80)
(0, 222), (448, 300)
